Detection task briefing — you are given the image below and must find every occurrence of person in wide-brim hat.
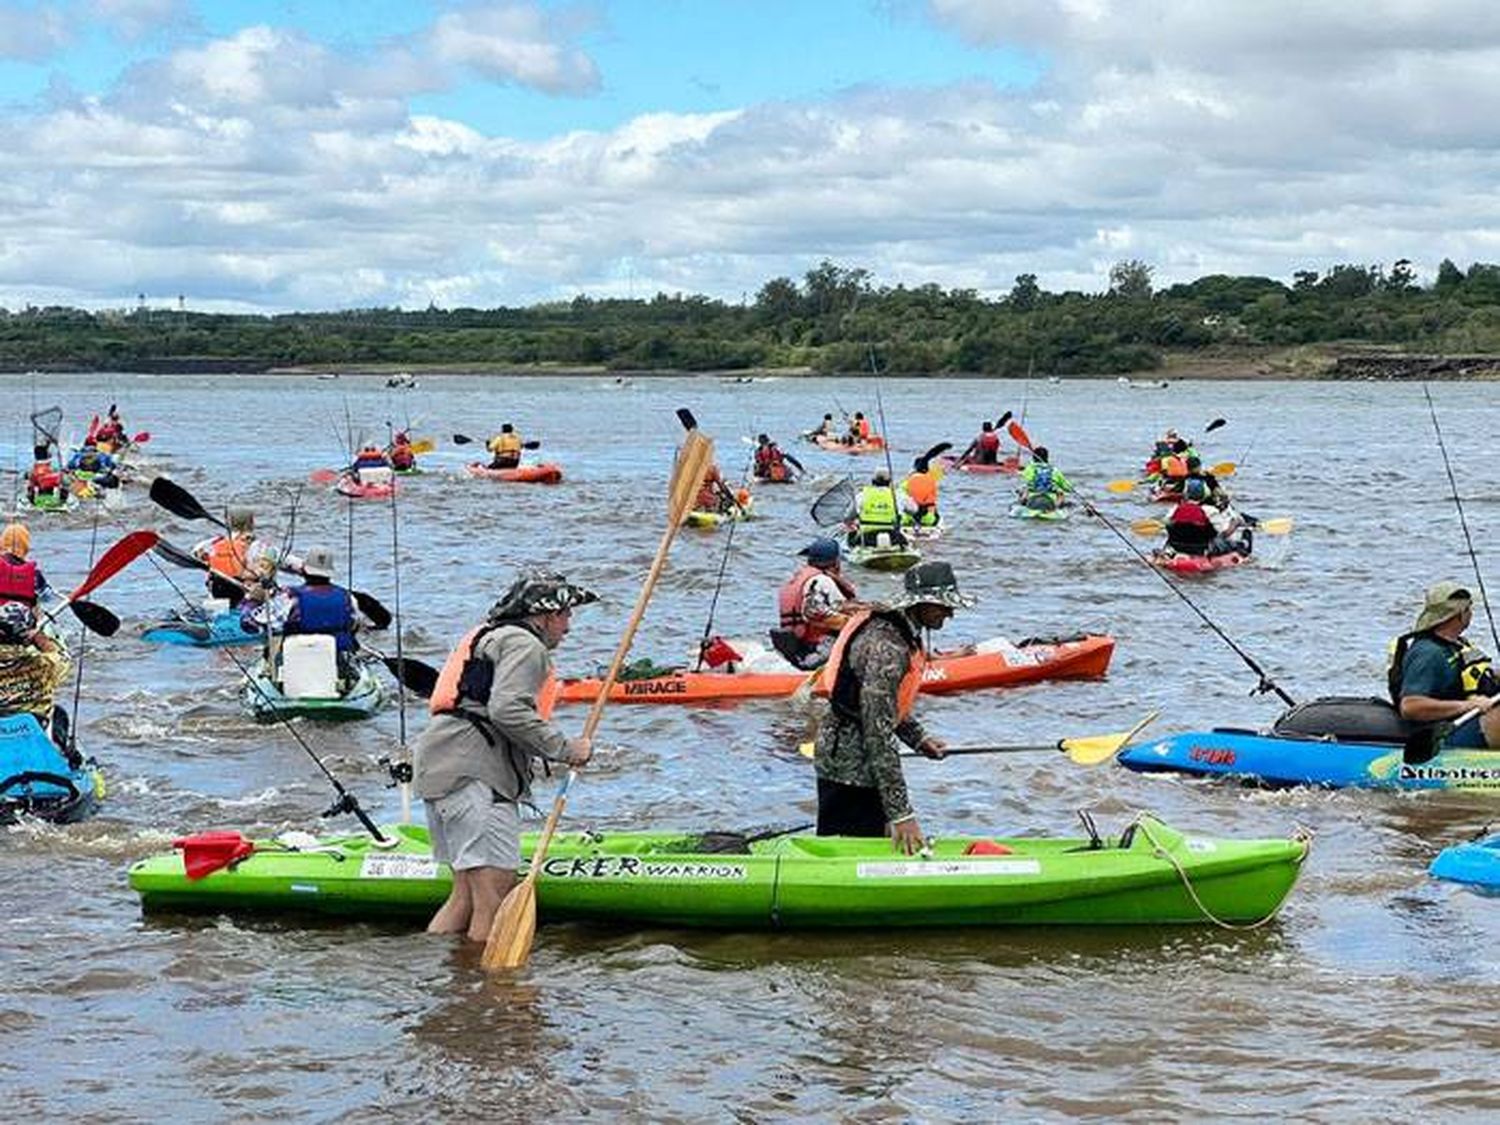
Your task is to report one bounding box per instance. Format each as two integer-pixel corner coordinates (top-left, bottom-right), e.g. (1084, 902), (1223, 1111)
(1392, 580), (1500, 751)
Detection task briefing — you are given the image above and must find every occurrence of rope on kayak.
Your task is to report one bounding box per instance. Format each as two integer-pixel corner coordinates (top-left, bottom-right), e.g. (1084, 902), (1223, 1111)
(1135, 814), (1314, 931)
(1082, 498), (1296, 708)
(1423, 383), (1500, 655)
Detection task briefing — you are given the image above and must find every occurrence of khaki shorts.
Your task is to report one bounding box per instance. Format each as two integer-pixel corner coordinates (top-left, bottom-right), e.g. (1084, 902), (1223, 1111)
(425, 779), (521, 871)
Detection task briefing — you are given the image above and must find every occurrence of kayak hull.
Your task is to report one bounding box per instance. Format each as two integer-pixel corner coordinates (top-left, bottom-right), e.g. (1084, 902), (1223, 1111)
(1119, 729), (1500, 792)
(334, 477), (396, 500)
(0, 712), (104, 825)
(128, 817), (1307, 928)
(1430, 835), (1500, 892)
(142, 608), (259, 647)
(813, 436), (886, 455)
(465, 463), (564, 484)
(939, 455), (1020, 475)
(1009, 504), (1071, 522)
(242, 661), (384, 722)
(848, 542), (921, 571)
(1150, 549), (1247, 575)
(555, 634), (1114, 705)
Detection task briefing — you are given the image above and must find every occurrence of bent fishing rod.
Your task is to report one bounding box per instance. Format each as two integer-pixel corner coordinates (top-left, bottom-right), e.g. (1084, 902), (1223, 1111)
(1084, 498), (1296, 707)
(1423, 383), (1500, 653)
(693, 440), (754, 671)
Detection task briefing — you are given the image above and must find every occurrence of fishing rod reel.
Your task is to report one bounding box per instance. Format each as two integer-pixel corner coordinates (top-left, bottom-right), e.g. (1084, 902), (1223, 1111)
(379, 755), (413, 788)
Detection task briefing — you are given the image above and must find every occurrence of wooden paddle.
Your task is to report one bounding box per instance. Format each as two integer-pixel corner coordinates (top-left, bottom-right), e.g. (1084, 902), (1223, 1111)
(481, 408), (715, 972)
(798, 712), (1159, 766)
(1130, 515), (1293, 536)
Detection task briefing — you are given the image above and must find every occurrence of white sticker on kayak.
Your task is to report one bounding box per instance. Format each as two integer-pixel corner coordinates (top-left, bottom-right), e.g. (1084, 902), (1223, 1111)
(361, 853), (440, 880)
(857, 859), (1041, 878)
(1185, 839), (1217, 853)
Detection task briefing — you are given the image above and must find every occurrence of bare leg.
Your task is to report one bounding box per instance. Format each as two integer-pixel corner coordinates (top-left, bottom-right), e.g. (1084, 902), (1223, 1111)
(1478, 707), (1500, 749)
(464, 866), (517, 943)
(426, 869), (475, 935)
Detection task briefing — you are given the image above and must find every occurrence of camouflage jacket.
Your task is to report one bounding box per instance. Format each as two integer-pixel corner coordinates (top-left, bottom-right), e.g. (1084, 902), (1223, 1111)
(812, 612), (928, 823)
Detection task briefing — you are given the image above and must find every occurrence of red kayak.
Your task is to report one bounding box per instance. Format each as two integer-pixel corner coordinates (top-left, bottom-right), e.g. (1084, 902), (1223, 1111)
(939, 454), (1021, 475)
(813, 435), (886, 455)
(466, 463), (564, 484)
(552, 633), (1115, 706)
(1150, 549), (1248, 575)
(334, 474), (396, 500)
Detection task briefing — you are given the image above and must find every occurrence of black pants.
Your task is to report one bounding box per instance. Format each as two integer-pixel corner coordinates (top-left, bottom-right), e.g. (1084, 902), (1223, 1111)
(209, 574), (245, 607)
(816, 778), (887, 837)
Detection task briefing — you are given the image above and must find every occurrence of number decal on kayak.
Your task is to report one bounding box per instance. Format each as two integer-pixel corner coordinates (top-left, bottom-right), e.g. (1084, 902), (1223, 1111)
(360, 853), (441, 880)
(856, 860), (1041, 878)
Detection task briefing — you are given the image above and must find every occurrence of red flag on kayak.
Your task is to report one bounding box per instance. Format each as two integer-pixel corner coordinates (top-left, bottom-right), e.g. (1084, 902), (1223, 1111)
(174, 831), (255, 880)
(700, 636), (742, 669)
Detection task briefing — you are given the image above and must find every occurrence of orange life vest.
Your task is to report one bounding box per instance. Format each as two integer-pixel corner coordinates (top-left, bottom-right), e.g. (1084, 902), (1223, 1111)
(819, 609), (924, 721)
(207, 534), (254, 581)
(430, 625), (557, 720)
(777, 565), (858, 642)
(904, 471), (938, 509)
(858, 418), (872, 440)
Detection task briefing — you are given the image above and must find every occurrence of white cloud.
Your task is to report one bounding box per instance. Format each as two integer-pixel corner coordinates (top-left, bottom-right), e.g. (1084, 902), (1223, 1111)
(88, 0), (190, 40)
(428, 2), (601, 94)
(0, 3), (70, 61)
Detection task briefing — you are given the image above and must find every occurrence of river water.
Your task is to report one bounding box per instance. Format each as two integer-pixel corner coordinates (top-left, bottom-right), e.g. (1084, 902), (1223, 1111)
(1, 372), (1496, 1120)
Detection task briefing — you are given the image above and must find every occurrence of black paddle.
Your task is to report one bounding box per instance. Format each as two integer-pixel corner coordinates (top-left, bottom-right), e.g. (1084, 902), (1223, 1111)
(914, 441), (953, 473)
(453, 434), (541, 449)
(363, 647), (440, 697)
(956, 410), (1013, 466)
(149, 484), (394, 630)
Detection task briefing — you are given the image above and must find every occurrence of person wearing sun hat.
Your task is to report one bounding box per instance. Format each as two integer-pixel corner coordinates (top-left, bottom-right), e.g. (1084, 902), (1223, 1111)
(414, 570), (599, 943)
(812, 560), (975, 854)
(1390, 581), (1500, 749)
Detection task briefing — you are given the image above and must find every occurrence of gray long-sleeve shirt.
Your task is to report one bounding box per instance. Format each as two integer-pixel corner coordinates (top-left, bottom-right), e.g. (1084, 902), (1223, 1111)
(411, 622), (573, 803)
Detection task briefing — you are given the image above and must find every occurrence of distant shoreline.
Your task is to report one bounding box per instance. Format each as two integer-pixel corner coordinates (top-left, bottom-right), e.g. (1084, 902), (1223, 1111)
(6, 345), (1500, 380)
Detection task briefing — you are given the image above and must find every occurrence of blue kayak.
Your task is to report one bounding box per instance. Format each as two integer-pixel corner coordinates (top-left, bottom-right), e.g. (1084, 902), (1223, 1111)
(1430, 835), (1500, 892)
(142, 607), (259, 647)
(0, 711), (104, 824)
(1117, 696), (1500, 793)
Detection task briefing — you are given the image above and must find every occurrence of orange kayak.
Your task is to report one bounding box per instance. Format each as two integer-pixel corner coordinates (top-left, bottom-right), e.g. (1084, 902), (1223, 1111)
(465, 462), (564, 484)
(813, 435), (886, 455)
(551, 634), (1114, 706)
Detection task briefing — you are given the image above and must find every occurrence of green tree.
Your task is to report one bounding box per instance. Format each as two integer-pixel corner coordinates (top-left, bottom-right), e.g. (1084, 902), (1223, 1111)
(1108, 259), (1154, 300)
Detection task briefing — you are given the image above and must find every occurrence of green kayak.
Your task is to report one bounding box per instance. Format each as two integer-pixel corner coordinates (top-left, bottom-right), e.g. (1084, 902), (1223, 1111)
(241, 659), (384, 722)
(128, 816), (1308, 928)
(847, 542), (922, 572)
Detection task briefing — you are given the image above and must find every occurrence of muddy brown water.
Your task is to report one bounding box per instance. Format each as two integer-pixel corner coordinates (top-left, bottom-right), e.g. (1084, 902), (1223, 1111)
(2, 373), (1497, 1119)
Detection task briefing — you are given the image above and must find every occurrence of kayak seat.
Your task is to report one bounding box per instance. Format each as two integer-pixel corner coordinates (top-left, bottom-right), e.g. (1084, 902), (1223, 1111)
(1270, 696), (1417, 745)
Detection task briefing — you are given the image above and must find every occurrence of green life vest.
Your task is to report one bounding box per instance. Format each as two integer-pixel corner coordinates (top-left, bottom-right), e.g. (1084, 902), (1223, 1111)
(857, 486), (898, 530)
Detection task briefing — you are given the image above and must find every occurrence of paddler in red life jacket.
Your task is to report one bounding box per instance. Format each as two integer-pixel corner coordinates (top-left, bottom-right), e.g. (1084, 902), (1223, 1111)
(773, 536), (860, 669)
(812, 561), (975, 854)
(94, 406), (126, 450)
(26, 444), (67, 507)
(0, 523), (53, 617)
(844, 412), (872, 445)
(487, 424), (524, 470)
(389, 431), (417, 472)
(753, 434), (801, 483)
(0, 523), (69, 746)
(1163, 479), (1250, 558)
(351, 443), (391, 487)
(412, 571), (597, 943)
(974, 421), (1002, 465)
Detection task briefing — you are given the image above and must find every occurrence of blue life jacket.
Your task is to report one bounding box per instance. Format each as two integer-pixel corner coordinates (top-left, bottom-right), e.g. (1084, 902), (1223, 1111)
(1032, 464), (1054, 492)
(288, 583), (355, 651)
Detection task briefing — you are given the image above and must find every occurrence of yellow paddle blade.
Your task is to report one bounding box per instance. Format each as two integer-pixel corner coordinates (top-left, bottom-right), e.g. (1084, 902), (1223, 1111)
(1106, 479), (1138, 494)
(790, 667), (824, 706)
(1058, 711), (1160, 766)
(1130, 518), (1165, 536)
(798, 740), (816, 758)
(1258, 516), (1294, 535)
(409, 439), (435, 454)
(1210, 461), (1236, 477)
(481, 876), (538, 970)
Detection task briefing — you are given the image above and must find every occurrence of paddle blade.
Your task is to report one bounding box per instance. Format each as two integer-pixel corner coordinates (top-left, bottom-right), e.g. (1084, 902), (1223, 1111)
(70, 530), (159, 600)
(1130, 518), (1165, 537)
(153, 539), (207, 571)
(797, 740), (816, 758)
(1210, 461), (1236, 477)
(481, 878), (538, 970)
(352, 589), (393, 630)
(1204, 417), (1227, 434)
(409, 439), (435, 454)
(1007, 420), (1033, 450)
(149, 477), (223, 527)
(1059, 712), (1160, 766)
(1106, 479), (1138, 494)
(452, 433), (475, 445)
(522, 440), (541, 450)
(996, 410), (1013, 427)
(1258, 516), (1295, 535)
(309, 468), (339, 485)
(131, 431), (151, 444)
(380, 654), (438, 698)
(676, 408), (698, 431)
(69, 599), (120, 638)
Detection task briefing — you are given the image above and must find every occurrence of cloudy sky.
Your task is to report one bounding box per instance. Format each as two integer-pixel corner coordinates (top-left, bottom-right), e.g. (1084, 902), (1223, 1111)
(0, 0), (1496, 312)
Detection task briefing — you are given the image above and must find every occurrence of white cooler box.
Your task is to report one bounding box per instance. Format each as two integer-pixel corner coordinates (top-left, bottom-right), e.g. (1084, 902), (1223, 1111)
(357, 465), (394, 487)
(280, 634), (339, 698)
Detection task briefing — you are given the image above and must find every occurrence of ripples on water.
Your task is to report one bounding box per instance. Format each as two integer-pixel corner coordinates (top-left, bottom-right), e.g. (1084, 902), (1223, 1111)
(1, 373), (1497, 1118)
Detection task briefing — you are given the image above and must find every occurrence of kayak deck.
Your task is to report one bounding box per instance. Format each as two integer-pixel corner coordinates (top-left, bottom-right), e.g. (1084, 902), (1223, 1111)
(129, 816), (1308, 927)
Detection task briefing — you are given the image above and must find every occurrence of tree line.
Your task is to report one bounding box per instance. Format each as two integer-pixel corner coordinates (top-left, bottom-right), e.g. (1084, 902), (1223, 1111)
(3, 257), (1499, 375)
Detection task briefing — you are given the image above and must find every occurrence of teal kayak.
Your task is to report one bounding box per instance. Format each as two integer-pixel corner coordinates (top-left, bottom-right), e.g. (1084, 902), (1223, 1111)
(847, 540), (922, 572)
(0, 712), (104, 825)
(143, 607), (259, 647)
(242, 658), (384, 722)
(1009, 503), (1072, 522)
(128, 815), (1309, 927)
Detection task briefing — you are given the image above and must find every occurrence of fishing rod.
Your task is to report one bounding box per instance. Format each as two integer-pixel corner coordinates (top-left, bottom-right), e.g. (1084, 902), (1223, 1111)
(383, 419), (413, 822)
(693, 442), (755, 671)
(64, 513), (102, 761)
(136, 500), (389, 843)
(1423, 383), (1500, 652)
(867, 345), (905, 540)
(1084, 498), (1296, 707)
